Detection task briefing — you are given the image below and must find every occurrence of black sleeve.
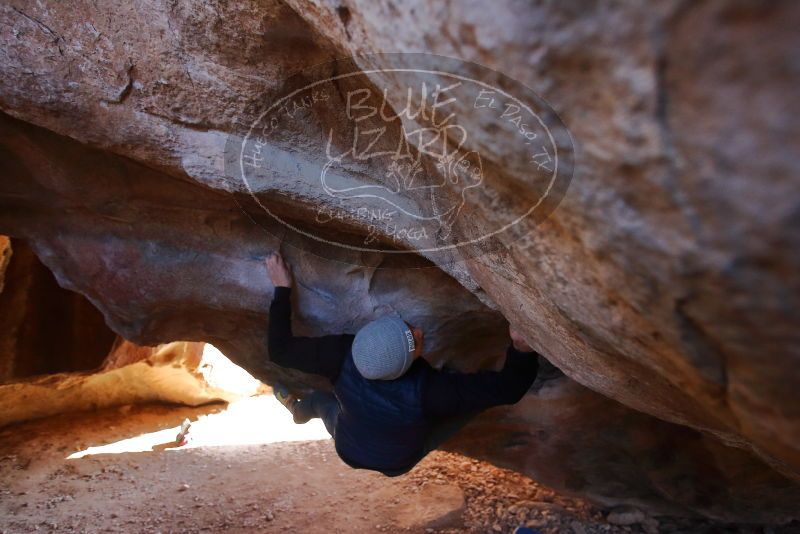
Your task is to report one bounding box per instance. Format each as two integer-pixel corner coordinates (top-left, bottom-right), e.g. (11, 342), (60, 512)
(267, 286), (353, 383)
(422, 344), (539, 419)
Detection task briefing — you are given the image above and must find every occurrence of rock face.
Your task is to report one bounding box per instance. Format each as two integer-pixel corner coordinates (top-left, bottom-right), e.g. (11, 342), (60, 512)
(447, 362), (800, 523)
(0, 238), (117, 381)
(0, 339), (265, 428)
(0, 0), (798, 521)
(0, 236), (10, 291)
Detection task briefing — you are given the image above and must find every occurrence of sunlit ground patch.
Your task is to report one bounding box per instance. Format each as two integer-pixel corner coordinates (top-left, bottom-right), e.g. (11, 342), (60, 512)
(66, 394), (329, 459)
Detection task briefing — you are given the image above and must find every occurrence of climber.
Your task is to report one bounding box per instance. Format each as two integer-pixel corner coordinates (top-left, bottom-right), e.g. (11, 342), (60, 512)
(265, 252), (539, 476)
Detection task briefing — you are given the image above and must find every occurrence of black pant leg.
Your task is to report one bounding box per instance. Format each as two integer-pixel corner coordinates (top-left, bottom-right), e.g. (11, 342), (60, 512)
(294, 390), (340, 437)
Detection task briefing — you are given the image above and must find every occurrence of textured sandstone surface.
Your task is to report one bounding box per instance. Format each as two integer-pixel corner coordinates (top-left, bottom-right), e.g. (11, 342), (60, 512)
(0, 238), (117, 381)
(0, 339), (265, 428)
(0, 236), (10, 292)
(0, 0), (798, 520)
(448, 362), (800, 523)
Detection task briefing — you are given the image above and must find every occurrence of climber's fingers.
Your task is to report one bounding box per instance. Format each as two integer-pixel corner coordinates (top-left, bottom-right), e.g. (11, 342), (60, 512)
(266, 252), (292, 288)
(509, 325), (534, 353)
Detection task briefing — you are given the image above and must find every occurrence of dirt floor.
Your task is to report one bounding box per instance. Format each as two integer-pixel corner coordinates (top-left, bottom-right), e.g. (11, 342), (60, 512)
(0, 395), (796, 534)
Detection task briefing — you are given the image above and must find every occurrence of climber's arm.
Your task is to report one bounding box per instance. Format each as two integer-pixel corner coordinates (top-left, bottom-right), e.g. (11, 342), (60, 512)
(266, 253), (351, 382)
(422, 338), (539, 420)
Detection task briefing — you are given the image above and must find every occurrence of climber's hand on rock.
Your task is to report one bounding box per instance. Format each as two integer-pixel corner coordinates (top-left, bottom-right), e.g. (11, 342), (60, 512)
(509, 326), (534, 353)
(266, 252), (292, 288)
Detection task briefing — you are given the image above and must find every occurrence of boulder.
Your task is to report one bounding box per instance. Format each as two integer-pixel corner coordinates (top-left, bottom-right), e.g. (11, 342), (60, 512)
(0, 0), (798, 521)
(446, 362), (800, 523)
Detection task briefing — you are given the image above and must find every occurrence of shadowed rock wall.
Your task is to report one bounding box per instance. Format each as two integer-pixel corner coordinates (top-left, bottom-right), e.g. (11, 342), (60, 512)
(0, 238), (117, 381)
(447, 362), (800, 523)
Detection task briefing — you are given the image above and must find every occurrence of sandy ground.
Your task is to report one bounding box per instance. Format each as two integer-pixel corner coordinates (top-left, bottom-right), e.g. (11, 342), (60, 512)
(0, 395), (796, 534)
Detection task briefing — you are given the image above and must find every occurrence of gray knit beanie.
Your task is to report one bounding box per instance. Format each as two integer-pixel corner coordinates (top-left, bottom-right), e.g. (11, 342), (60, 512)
(352, 315), (416, 380)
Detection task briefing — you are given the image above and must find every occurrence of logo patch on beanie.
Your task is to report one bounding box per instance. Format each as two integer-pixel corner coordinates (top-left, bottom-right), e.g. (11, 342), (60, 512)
(404, 329), (415, 353)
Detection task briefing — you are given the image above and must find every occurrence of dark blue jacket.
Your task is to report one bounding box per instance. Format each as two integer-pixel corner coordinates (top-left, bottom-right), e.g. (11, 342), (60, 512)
(268, 287), (539, 475)
(334, 352), (432, 474)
